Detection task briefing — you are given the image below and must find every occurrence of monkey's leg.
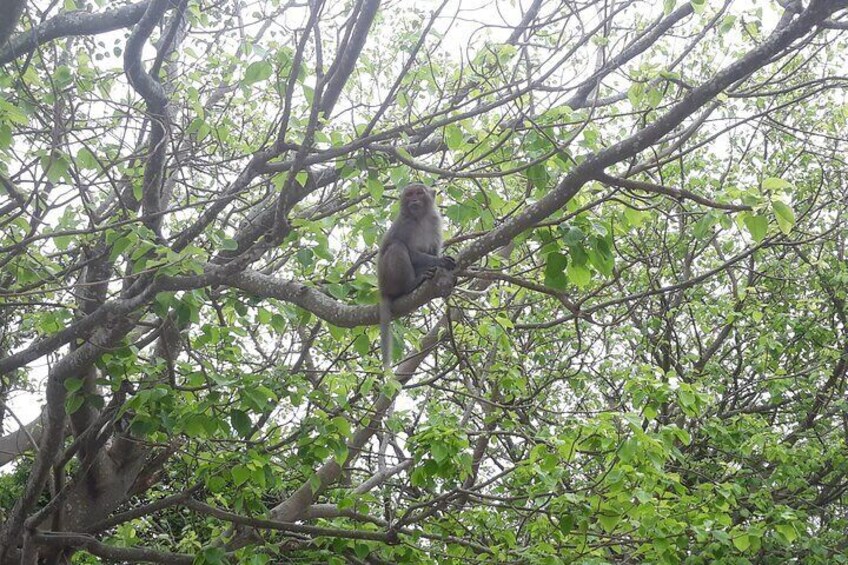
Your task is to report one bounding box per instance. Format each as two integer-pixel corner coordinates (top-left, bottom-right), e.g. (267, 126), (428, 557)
(379, 242), (417, 298)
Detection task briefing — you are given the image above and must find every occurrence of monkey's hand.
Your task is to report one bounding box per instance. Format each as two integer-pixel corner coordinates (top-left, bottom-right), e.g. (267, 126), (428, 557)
(440, 256), (457, 270)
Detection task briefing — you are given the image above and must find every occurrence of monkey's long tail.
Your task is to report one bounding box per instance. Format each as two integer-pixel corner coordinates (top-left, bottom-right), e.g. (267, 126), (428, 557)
(380, 297), (393, 372)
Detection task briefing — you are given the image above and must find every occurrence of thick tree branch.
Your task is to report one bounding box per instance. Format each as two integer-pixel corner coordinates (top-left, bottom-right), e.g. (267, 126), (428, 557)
(0, 409), (45, 467)
(32, 532), (194, 564)
(123, 0), (172, 235)
(319, 0), (380, 116)
(0, 2), (151, 66)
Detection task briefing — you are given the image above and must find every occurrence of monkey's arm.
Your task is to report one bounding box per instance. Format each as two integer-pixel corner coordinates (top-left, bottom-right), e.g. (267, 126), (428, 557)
(408, 249), (455, 273)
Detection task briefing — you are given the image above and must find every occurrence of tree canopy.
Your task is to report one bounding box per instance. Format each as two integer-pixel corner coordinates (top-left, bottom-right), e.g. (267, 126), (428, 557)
(2, 0), (848, 563)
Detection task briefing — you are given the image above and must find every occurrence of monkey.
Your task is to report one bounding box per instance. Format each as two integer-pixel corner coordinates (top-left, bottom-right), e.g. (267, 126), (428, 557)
(378, 183), (455, 370)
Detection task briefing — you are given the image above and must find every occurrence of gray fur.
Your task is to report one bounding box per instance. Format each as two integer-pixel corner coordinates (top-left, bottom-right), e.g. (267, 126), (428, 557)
(377, 184), (454, 370)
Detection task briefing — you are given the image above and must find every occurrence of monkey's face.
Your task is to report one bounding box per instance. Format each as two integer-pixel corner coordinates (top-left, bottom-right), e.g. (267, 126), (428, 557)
(401, 183), (435, 217)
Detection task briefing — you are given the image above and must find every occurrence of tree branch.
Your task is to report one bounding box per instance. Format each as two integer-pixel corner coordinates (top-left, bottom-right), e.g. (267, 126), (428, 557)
(0, 2), (152, 66)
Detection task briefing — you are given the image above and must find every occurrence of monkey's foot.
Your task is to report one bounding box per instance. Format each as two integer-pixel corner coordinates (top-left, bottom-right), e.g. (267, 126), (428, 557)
(432, 268), (457, 298)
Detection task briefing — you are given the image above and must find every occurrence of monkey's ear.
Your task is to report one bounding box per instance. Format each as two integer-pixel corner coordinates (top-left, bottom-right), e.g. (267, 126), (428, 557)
(427, 186), (436, 197)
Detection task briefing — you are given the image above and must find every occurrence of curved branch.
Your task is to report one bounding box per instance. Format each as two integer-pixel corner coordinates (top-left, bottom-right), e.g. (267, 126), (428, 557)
(215, 266), (455, 328)
(0, 283), (158, 375)
(0, 410), (46, 467)
(596, 173), (752, 212)
(319, 0), (381, 116)
(123, 0), (169, 107)
(32, 532), (194, 564)
(185, 499), (392, 541)
(123, 0), (171, 234)
(0, 2), (151, 66)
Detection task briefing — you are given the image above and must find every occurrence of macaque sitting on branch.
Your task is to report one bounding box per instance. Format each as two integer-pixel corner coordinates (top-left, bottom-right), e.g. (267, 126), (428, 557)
(377, 183), (455, 370)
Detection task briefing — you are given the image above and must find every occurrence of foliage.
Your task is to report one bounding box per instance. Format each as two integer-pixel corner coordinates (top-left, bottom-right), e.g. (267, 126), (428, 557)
(1, 0), (848, 563)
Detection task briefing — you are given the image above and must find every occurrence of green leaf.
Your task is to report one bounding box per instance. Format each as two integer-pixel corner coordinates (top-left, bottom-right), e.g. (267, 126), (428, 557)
(526, 163), (549, 190)
(183, 415), (208, 438)
(623, 206), (646, 228)
(562, 226), (584, 246)
(0, 124), (11, 148)
(64, 378), (84, 393)
(354, 543), (370, 559)
(296, 248), (314, 268)
(772, 201), (795, 235)
(679, 389), (695, 408)
(643, 404), (658, 420)
(231, 464), (251, 486)
(354, 333), (370, 356)
(302, 84), (314, 104)
(54, 65), (73, 88)
(588, 237), (614, 277)
(567, 263), (591, 288)
(693, 214), (716, 239)
(331, 416), (351, 437)
(333, 443), (349, 465)
(230, 409), (252, 438)
(544, 251), (568, 290)
(719, 14), (736, 33)
(65, 394), (85, 414)
(252, 465), (266, 488)
(54, 234), (72, 251)
(270, 313), (287, 333)
(243, 61), (273, 85)
(664, 0), (676, 14)
(645, 86), (663, 108)
(743, 213), (768, 243)
(762, 176), (793, 191)
(431, 442), (449, 463)
(776, 524), (797, 543)
(199, 546), (227, 565)
(366, 177), (383, 199)
(598, 514), (620, 533)
(76, 147), (98, 170)
(618, 438), (637, 462)
(272, 173), (287, 190)
(445, 125), (463, 150)
(627, 82), (644, 108)
(43, 155), (70, 184)
(109, 236), (134, 261)
(671, 426), (692, 445)
(732, 534), (750, 552)
(221, 238), (239, 251)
